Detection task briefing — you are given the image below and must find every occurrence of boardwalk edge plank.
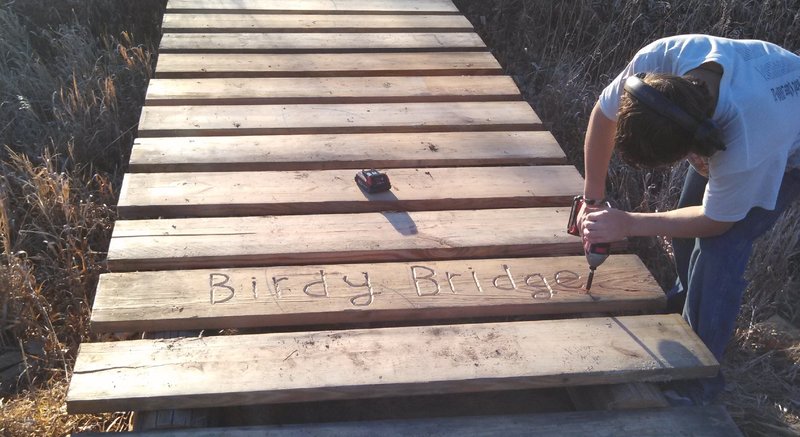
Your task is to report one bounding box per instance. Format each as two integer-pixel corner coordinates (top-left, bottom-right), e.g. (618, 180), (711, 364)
(67, 314), (718, 413)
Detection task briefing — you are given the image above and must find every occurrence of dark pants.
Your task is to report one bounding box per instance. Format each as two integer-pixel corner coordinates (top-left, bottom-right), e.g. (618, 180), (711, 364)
(667, 167), (800, 402)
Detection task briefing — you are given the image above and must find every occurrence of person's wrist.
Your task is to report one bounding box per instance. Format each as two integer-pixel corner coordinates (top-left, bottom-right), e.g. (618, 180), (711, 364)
(621, 211), (635, 237)
(583, 196), (605, 206)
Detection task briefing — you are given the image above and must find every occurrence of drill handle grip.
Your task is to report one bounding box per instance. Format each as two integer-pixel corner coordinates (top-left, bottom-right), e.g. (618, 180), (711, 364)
(566, 195), (583, 236)
(567, 195), (611, 237)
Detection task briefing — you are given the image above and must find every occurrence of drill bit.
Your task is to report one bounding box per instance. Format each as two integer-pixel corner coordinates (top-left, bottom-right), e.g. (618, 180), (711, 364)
(585, 267), (597, 291)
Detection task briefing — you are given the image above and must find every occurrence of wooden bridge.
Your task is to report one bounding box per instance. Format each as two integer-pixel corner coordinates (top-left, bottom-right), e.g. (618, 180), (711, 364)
(69, 1), (741, 434)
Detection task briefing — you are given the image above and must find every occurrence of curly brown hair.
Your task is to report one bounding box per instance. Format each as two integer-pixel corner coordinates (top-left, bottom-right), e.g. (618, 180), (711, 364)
(615, 73), (717, 168)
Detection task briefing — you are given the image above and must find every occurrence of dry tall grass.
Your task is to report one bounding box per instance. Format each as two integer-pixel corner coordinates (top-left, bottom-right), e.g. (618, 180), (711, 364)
(0, 1), (164, 434)
(454, 0), (800, 435)
(1, 0), (797, 435)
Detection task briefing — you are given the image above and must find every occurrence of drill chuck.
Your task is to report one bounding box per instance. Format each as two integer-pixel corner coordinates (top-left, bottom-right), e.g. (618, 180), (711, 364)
(586, 243), (610, 268)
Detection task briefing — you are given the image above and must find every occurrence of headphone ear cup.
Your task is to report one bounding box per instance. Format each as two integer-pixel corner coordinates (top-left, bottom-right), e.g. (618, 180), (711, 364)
(624, 74), (726, 153)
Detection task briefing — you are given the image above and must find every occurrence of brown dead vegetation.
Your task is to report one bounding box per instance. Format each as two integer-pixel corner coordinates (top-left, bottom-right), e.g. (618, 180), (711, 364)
(0, 0), (164, 434)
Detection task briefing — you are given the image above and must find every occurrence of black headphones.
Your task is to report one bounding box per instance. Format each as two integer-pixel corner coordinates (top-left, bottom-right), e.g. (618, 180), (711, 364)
(623, 73), (726, 152)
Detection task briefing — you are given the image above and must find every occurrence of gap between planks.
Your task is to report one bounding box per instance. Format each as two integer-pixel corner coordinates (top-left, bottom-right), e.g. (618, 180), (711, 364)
(89, 407), (743, 437)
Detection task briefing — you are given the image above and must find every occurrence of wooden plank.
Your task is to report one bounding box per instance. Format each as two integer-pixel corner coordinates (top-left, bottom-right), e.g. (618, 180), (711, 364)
(154, 52), (503, 78)
(66, 314), (719, 413)
(144, 76), (521, 105)
(158, 33), (486, 54)
(134, 331), (216, 431)
(129, 132), (566, 173)
(165, 0), (460, 14)
(117, 166), (583, 219)
(82, 406), (744, 437)
(162, 14), (472, 33)
(106, 207), (582, 271)
(91, 255), (664, 333)
(137, 102), (542, 137)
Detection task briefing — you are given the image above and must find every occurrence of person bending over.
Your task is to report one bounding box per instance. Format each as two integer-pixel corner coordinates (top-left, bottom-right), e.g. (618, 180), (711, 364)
(579, 34), (800, 403)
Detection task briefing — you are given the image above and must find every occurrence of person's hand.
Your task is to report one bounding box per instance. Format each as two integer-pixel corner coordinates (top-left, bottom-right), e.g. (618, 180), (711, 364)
(581, 207), (630, 252)
(576, 201), (603, 238)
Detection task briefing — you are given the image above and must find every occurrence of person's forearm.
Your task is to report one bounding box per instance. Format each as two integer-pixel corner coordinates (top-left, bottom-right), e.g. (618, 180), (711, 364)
(626, 206), (734, 238)
(583, 102), (617, 201)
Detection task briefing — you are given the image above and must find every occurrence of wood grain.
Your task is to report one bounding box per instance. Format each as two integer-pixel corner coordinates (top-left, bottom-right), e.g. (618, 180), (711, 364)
(159, 33), (486, 53)
(144, 76), (521, 105)
(154, 52), (503, 78)
(67, 314), (718, 413)
(162, 14), (472, 33)
(165, 0), (460, 14)
(134, 331), (213, 431)
(106, 207), (582, 271)
(117, 166), (583, 218)
(137, 102), (542, 137)
(91, 255), (664, 333)
(128, 132), (565, 173)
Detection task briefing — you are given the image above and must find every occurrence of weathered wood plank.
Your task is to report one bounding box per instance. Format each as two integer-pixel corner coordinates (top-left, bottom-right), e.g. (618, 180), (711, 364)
(67, 314), (718, 413)
(154, 52), (503, 78)
(137, 102), (541, 137)
(165, 0), (460, 14)
(106, 207), (581, 271)
(145, 76), (521, 105)
(159, 33), (485, 54)
(134, 331), (216, 431)
(117, 166), (582, 219)
(162, 14), (472, 33)
(91, 255), (664, 333)
(129, 132), (565, 173)
(82, 406), (744, 437)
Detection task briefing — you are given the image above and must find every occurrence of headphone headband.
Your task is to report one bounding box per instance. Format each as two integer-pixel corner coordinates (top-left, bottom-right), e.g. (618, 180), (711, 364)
(623, 73), (726, 152)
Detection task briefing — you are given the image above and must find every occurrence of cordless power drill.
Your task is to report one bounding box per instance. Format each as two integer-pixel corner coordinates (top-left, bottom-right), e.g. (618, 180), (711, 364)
(566, 195), (611, 291)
